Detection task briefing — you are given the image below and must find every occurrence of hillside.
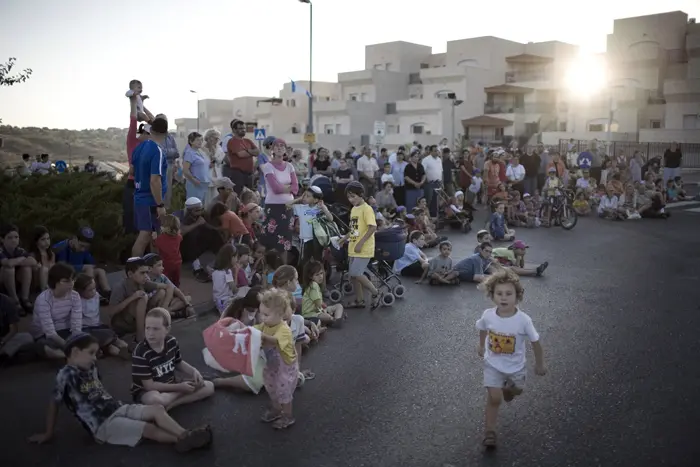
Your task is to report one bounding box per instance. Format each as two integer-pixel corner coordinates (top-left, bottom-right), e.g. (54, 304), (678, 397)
(0, 125), (129, 165)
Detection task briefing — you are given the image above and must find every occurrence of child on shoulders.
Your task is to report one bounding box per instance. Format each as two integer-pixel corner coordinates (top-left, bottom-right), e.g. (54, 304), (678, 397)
(29, 333), (212, 451)
(131, 308), (215, 411)
(476, 269), (546, 448)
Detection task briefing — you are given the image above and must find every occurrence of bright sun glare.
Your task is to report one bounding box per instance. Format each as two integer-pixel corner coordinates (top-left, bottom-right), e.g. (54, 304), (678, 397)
(565, 53), (608, 97)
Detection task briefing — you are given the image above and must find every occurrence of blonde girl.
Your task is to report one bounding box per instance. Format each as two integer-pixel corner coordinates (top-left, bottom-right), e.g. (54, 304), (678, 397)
(302, 261), (345, 326)
(271, 265), (303, 307)
(256, 288), (299, 430)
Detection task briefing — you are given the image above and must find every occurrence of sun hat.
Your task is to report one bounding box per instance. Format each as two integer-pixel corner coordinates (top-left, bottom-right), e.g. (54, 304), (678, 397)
(508, 240), (529, 250)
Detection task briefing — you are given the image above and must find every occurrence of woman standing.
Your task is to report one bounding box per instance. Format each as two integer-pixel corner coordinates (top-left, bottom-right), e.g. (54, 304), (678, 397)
(183, 132), (211, 205)
(483, 153), (501, 199)
(260, 139), (299, 252)
(202, 129), (226, 202)
(404, 150), (426, 211)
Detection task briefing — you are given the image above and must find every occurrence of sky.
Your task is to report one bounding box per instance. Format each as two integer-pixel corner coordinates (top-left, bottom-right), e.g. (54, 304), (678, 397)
(1, 0), (698, 130)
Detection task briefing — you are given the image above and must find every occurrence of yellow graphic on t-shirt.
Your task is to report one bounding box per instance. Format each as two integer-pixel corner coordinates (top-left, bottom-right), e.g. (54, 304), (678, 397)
(349, 216), (360, 242)
(488, 330), (515, 354)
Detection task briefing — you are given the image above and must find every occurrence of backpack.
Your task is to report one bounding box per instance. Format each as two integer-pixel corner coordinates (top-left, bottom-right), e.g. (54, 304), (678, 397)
(311, 214), (341, 248)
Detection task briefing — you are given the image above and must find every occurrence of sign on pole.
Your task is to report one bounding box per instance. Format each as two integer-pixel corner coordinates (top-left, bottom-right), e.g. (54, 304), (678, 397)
(254, 128), (266, 141)
(55, 160), (67, 173)
(373, 121), (386, 138)
(303, 133), (316, 144)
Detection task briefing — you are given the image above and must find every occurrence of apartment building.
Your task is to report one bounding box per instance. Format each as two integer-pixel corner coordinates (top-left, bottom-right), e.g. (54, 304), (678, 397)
(175, 10), (699, 153)
(541, 10), (700, 146)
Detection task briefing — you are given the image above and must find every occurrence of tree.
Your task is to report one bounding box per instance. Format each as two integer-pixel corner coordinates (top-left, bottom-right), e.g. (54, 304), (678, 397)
(0, 57), (32, 86)
(0, 57), (32, 124)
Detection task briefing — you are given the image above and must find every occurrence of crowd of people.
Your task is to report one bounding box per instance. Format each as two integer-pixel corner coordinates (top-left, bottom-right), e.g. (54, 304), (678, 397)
(0, 81), (690, 450)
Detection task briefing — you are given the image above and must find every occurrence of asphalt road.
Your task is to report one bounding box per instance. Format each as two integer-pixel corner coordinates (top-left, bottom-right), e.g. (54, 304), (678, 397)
(2, 209), (700, 467)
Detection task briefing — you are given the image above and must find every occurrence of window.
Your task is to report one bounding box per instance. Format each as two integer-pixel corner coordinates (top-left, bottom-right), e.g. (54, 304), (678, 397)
(409, 73), (422, 84)
(388, 125), (397, 134)
(464, 127), (469, 139)
(335, 124), (341, 134)
(514, 94), (525, 108)
(349, 94), (358, 101)
(324, 124), (334, 135)
(683, 114), (699, 129)
(199, 112), (205, 119)
(179, 131), (185, 138)
(420, 63), (430, 69)
(495, 128), (505, 138)
(650, 120), (662, 129)
(290, 99), (296, 107)
(559, 122), (567, 131)
(291, 125), (299, 134)
(411, 124), (424, 134)
(588, 124), (605, 132)
(386, 103), (397, 114)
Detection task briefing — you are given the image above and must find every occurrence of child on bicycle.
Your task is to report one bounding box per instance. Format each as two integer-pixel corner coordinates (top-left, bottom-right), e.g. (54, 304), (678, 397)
(541, 167), (563, 227)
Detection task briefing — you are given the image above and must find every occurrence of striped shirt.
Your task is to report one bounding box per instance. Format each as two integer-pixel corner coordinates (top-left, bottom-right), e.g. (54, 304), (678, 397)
(31, 289), (83, 339)
(131, 335), (182, 397)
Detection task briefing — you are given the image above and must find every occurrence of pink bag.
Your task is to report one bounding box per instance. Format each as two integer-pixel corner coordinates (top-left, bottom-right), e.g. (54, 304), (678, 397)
(202, 317), (261, 376)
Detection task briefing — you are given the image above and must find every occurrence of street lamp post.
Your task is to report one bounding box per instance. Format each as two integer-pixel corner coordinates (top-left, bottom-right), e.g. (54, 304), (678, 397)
(190, 90), (199, 132)
(299, 0), (313, 152)
(451, 98), (463, 150)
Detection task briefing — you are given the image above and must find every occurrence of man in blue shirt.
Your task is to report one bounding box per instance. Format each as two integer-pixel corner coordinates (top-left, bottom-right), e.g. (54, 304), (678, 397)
(53, 226), (112, 301)
(131, 116), (169, 257)
(454, 242), (494, 283)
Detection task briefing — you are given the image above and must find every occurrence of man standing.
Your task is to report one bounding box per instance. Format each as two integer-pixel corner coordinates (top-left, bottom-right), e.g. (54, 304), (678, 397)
(663, 142), (682, 183)
(225, 119), (259, 194)
(422, 145), (443, 218)
(158, 114), (180, 209)
(131, 116), (169, 257)
(506, 155), (526, 193)
(520, 150), (540, 196)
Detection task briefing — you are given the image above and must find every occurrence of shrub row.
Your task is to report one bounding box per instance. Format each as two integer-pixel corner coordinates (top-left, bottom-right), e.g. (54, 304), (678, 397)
(0, 173), (185, 264)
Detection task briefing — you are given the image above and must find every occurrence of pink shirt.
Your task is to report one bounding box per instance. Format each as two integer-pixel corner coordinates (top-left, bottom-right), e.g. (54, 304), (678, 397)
(31, 289), (83, 338)
(262, 161), (298, 204)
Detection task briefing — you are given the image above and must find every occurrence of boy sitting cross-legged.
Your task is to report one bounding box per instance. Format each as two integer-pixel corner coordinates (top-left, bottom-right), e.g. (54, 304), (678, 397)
(131, 308), (215, 411)
(142, 253), (195, 319)
(28, 332), (213, 452)
(108, 257), (170, 343)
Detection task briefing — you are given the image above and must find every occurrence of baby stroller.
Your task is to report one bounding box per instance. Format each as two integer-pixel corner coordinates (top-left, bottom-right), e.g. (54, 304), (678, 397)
(326, 218), (406, 307)
(434, 187), (472, 233)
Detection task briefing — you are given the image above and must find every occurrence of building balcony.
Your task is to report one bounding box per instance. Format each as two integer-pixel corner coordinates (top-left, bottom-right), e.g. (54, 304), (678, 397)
(313, 99), (377, 114)
(396, 98), (447, 113)
(639, 129), (700, 144)
(505, 71), (549, 83)
(338, 70), (374, 83)
(664, 79), (700, 95)
(484, 103), (555, 114)
(420, 66), (466, 81)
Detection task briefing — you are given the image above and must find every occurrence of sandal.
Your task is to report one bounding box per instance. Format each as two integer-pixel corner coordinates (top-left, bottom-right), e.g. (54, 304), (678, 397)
(302, 370), (316, 380)
(370, 291), (384, 311)
(482, 430), (497, 448)
(272, 415), (296, 430)
(175, 425), (213, 453)
(346, 300), (365, 309)
(260, 408), (281, 423)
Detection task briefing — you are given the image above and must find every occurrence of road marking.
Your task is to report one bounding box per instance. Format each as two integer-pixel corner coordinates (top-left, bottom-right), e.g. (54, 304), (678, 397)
(686, 207), (700, 213)
(665, 200), (700, 209)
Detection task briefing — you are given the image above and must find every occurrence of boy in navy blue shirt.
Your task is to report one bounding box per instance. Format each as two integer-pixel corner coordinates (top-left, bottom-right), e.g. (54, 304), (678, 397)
(53, 226), (111, 301)
(132, 117), (169, 257)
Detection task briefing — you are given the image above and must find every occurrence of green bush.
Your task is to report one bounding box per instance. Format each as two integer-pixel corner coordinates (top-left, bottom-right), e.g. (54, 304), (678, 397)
(0, 173), (185, 264)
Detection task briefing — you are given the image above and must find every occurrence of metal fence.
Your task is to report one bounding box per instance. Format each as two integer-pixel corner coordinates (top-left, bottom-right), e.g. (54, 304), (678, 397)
(556, 140), (700, 168)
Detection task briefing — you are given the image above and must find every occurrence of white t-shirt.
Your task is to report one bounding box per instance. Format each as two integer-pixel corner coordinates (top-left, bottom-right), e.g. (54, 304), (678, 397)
(81, 295), (102, 328)
(380, 173), (395, 185)
(475, 307), (540, 374)
(31, 161), (52, 174)
(598, 195), (619, 214)
(212, 269), (235, 311)
(293, 204), (320, 241)
(469, 176), (483, 194)
(506, 164), (525, 182)
(576, 178), (590, 189)
(421, 156), (443, 182)
(289, 315), (306, 341)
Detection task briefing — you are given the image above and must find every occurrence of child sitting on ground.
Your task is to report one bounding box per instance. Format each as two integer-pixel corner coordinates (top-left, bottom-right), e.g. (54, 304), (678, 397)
(476, 269), (546, 448)
(143, 253), (194, 319)
(301, 261), (345, 326)
(271, 265), (303, 311)
(673, 176), (690, 200)
(212, 244), (247, 314)
(131, 308), (215, 411)
(74, 273), (129, 359)
(29, 333), (213, 451)
(572, 191), (591, 216)
(474, 229), (492, 253)
(394, 231), (430, 282)
(154, 214), (183, 287)
(257, 288), (299, 430)
(284, 290), (317, 386)
(489, 203), (515, 242)
(424, 240), (459, 285)
(491, 240), (549, 277)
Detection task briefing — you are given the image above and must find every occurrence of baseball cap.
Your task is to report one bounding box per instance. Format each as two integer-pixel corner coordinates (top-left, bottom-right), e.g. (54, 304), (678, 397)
(77, 226), (94, 243)
(508, 240), (529, 250)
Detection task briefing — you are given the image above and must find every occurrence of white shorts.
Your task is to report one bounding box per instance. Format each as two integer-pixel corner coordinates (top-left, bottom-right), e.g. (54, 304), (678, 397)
(94, 404), (148, 447)
(483, 362), (527, 389)
(348, 257), (371, 277)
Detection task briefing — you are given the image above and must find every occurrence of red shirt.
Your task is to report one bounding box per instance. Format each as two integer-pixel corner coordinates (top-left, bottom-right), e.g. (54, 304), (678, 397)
(226, 137), (256, 172)
(126, 117), (140, 181)
(154, 233), (182, 265)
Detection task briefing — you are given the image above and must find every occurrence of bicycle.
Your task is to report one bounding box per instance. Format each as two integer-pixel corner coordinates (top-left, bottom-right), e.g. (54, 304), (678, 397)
(538, 189), (578, 230)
